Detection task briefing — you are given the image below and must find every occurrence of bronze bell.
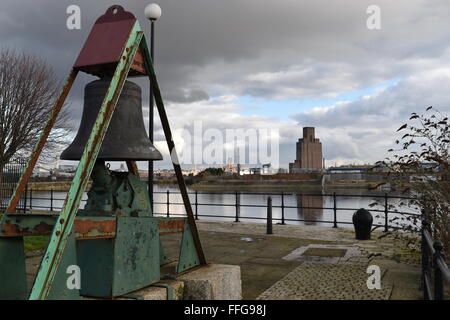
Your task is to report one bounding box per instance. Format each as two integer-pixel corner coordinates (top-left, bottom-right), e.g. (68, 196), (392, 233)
(60, 78), (163, 161)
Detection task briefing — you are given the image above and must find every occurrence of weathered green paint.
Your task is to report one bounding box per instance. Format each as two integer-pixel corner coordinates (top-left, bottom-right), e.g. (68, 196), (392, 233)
(82, 163), (115, 214)
(82, 163), (151, 217)
(113, 217), (160, 296)
(0, 214), (56, 237)
(128, 173), (152, 216)
(176, 222), (201, 273)
(29, 22), (144, 300)
(77, 217), (160, 298)
(0, 237), (28, 299)
(46, 234), (81, 300)
(77, 238), (114, 297)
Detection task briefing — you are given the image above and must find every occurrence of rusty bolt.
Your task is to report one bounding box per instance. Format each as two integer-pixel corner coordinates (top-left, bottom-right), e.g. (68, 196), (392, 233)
(60, 219), (65, 224)
(56, 231), (61, 236)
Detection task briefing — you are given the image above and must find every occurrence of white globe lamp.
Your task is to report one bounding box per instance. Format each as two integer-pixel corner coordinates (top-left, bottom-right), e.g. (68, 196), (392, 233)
(145, 3), (162, 21)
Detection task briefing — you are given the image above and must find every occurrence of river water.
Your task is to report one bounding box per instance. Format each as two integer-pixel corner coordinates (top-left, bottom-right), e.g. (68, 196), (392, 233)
(18, 184), (419, 229)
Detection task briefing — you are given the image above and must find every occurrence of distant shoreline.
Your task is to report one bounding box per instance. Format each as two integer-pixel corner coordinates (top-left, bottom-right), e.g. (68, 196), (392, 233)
(190, 183), (382, 192)
(27, 180), (177, 191)
(26, 179), (389, 192)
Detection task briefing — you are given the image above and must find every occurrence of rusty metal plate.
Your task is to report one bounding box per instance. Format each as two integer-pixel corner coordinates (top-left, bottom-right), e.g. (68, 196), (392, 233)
(1, 214), (56, 237)
(159, 218), (185, 235)
(74, 217), (116, 240)
(0, 214), (117, 240)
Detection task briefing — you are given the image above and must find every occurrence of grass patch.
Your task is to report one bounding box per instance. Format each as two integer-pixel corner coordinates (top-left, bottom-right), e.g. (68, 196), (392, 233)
(24, 236), (49, 252)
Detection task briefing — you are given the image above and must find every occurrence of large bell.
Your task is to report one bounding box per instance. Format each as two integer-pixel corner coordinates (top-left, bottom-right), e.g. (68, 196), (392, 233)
(61, 78), (163, 161)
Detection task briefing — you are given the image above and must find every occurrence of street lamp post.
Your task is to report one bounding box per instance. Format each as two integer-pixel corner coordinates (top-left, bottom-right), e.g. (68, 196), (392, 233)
(145, 3), (161, 213)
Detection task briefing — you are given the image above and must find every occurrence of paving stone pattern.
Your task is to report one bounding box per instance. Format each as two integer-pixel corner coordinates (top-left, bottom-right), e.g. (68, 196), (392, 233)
(257, 262), (393, 300)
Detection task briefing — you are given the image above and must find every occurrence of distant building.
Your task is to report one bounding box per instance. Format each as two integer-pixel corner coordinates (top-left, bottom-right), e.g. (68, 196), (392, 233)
(327, 166), (371, 174)
(32, 168), (51, 178)
(57, 164), (77, 173)
(223, 161), (238, 175)
(117, 163), (127, 172)
(289, 127), (323, 173)
(261, 163), (273, 175)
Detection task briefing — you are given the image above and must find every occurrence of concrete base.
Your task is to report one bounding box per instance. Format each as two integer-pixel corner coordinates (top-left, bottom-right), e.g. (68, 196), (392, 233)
(119, 280), (184, 300)
(118, 264), (241, 300)
(177, 264), (242, 300)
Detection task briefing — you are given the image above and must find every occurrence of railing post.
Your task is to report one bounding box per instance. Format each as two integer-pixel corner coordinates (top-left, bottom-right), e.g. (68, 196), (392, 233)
(267, 196), (273, 234)
(235, 191), (240, 222)
(420, 218), (428, 292)
(50, 188), (53, 212)
(432, 210), (437, 238)
(333, 192), (337, 228)
(281, 192), (285, 225)
(433, 241), (444, 300)
(166, 190), (170, 217)
(419, 220), (427, 290)
(195, 190), (198, 220)
(23, 184), (28, 213)
(384, 193), (389, 232)
(29, 189), (33, 211)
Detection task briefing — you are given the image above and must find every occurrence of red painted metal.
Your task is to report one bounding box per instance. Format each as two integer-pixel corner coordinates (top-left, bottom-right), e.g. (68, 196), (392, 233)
(73, 5), (145, 77)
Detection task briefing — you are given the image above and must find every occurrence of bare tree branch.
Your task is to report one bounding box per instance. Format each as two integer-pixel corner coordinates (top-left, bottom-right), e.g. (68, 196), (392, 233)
(0, 48), (71, 168)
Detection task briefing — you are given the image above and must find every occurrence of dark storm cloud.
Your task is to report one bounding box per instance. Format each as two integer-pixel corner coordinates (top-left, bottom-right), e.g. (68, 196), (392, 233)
(4, 0), (450, 102)
(165, 89), (209, 103)
(2, 0), (450, 167)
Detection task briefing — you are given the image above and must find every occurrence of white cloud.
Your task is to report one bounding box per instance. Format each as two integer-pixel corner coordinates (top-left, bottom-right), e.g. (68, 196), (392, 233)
(291, 68), (450, 164)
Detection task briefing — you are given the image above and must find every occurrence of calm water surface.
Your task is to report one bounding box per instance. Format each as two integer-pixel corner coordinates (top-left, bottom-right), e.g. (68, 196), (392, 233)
(18, 184), (419, 229)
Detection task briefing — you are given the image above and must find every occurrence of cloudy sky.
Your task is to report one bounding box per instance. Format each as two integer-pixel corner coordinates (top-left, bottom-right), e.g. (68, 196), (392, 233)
(1, 0), (450, 169)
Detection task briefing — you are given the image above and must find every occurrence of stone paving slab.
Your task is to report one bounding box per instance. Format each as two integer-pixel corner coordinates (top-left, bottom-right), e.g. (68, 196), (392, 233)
(197, 221), (360, 242)
(283, 244), (366, 264)
(257, 262), (393, 300)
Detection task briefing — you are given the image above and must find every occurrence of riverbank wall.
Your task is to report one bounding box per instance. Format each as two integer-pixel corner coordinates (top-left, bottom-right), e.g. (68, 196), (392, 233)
(24, 172), (405, 192)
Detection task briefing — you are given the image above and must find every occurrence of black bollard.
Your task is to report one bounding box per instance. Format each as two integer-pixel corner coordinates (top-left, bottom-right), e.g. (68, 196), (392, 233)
(267, 197), (273, 234)
(352, 208), (373, 240)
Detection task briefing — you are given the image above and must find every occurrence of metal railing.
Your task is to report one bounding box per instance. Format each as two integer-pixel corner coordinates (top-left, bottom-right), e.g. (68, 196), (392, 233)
(0, 188), (421, 231)
(421, 219), (450, 300)
(152, 190), (419, 231)
(0, 158), (27, 212)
